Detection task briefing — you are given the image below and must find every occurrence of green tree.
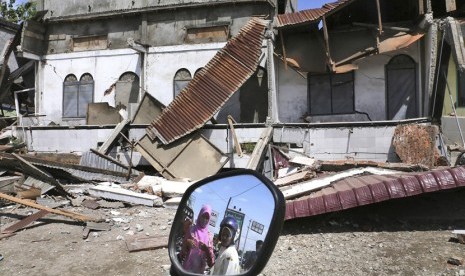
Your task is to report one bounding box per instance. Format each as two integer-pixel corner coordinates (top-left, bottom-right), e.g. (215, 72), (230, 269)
(0, 0), (37, 23)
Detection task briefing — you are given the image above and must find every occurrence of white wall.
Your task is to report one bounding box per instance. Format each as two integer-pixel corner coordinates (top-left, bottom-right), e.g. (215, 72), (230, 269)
(146, 42), (226, 106)
(273, 125), (399, 162)
(39, 49), (141, 125)
(276, 42), (422, 123)
(37, 43), (225, 125)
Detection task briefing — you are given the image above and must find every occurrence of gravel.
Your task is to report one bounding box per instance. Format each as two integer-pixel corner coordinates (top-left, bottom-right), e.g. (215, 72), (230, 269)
(1, 189), (465, 275)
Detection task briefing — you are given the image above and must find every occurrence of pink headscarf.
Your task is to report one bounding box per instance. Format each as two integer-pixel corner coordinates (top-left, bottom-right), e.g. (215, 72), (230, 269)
(192, 204), (212, 243)
(182, 204), (213, 273)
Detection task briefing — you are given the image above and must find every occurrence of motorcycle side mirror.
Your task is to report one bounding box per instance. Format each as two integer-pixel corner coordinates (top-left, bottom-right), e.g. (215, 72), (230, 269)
(168, 169), (285, 276)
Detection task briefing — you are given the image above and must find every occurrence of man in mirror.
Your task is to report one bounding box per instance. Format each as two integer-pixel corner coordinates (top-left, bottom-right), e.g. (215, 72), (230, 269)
(210, 217), (241, 275)
(243, 240), (263, 271)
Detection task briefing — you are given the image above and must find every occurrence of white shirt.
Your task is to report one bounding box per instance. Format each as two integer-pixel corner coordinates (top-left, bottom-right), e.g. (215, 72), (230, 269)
(210, 245), (240, 275)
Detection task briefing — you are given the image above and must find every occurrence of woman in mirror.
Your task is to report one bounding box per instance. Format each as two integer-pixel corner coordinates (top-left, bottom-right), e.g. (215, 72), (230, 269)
(179, 204), (215, 273)
(210, 217), (241, 275)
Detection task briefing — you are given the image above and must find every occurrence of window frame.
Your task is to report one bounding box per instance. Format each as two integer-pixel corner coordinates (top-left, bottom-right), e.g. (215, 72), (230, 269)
(385, 54), (417, 120)
(173, 68), (192, 98)
(307, 71), (356, 116)
(62, 73), (94, 119)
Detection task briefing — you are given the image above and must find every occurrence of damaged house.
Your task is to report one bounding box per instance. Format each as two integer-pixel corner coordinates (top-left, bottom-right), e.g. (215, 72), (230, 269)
(6, 0), (298, 180)
(2, 0), (464, 182)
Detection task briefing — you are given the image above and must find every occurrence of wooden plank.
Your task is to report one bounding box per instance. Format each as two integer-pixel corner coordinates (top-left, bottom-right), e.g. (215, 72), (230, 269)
(289, 156), (316, 167)
(418, 0), (425, 14)
(279, 30), (288, 71)
(227, 115), (243, 157)
(375, 0), (383, 34)
(98, 118), (130, 154)
(445, 0), (457, 12)
(125, 235), (169, 252)
(274, 171), (309, 187)
(2, 210), (50, 234)
(247, 127), (273, 170)
(0, 192), (101, 222)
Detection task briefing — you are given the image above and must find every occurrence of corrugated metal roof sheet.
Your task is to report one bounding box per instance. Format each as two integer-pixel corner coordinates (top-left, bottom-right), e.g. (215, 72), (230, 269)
(285, 166), (465, 220)
(80, 151), (139, 175)
(146, 17), (267, 144)
(275, 0), (352, 28)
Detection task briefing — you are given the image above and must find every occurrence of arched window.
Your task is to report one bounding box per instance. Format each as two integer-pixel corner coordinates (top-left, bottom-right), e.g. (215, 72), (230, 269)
(386, 54), (417, 120)
(173, 69), (191, 98)
(194, 67), (204, 77)
(116, 72), (140, 108)
(63, 73), (94, 118)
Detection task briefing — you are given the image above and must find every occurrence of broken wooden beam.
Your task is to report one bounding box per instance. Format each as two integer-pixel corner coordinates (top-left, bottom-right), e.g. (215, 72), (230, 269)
(0, 192), (101, 222)
(227, 115), (243, 157)
(125, 234), (169, 252)
(1, 209), (50, 234)
(247, 127), (273, 170)
(274, 171), (310, 187)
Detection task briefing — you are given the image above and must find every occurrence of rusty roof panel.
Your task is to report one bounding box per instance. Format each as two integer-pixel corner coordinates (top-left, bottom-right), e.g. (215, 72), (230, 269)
(146, 18), (267, 144)
(285, 166), (465, 220)
(275, 0), (352, 28)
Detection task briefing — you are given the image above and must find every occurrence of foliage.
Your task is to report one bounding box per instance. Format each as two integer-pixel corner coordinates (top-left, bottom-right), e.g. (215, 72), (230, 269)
(0, 0), (37, 23)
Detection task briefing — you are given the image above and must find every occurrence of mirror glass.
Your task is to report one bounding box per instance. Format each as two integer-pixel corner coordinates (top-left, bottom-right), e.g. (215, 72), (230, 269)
(174, 174), (275, 275)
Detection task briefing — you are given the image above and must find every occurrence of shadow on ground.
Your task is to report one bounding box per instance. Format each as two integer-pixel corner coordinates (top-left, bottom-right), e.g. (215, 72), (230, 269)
(283, 187), (465, 235)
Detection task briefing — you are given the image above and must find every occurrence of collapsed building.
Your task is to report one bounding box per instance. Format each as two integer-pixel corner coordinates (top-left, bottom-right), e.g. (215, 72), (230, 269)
(1, 0), (465, 219)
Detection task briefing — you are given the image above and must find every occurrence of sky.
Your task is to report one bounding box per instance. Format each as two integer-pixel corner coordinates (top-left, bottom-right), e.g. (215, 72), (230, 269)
(299, 0), (334, 11)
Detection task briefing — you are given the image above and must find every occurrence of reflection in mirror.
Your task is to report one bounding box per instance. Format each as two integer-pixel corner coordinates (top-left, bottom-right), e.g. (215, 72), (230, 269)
(175, 174), (275, 275)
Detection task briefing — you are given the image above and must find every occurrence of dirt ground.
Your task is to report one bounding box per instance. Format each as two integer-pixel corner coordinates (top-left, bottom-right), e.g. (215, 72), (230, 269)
(2, 188), (465, 276)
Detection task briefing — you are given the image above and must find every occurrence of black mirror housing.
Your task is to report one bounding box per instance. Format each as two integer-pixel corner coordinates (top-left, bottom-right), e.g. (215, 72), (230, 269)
(168, 169), (285, 276)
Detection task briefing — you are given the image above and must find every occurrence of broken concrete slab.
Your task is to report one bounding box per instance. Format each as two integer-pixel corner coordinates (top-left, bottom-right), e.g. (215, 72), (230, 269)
(88, 185), (163, 207)
(136, 175), (194, 198)
(164, 197), (182, 209)
(82, 221), (111, 239)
